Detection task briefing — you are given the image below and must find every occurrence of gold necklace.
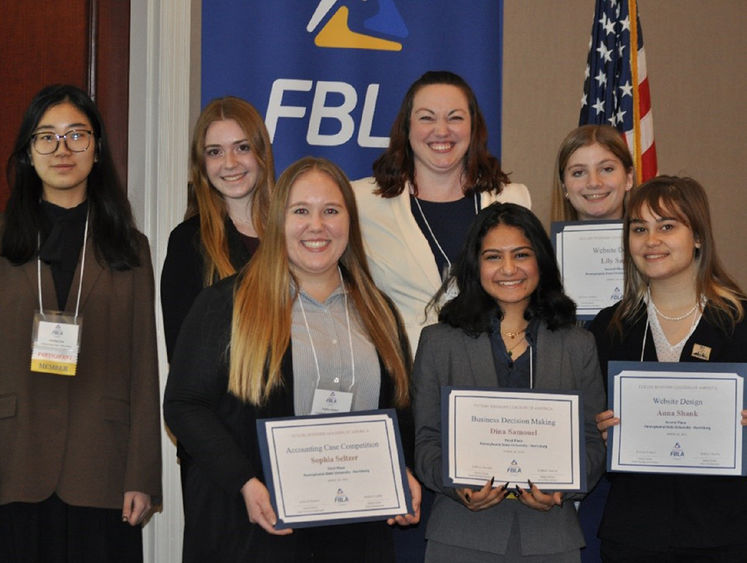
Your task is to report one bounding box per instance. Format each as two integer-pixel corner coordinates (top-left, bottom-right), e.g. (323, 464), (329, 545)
(504, 334), (526, 358)
(501, 327), (526, 340)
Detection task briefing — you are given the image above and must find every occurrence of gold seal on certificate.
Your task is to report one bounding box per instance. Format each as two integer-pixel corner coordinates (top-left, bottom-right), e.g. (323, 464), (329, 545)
(257, 410), (412, 529)
(552, 220), (624, 320)
(443, 388), (586, 491)
(608, 361), (747, 476)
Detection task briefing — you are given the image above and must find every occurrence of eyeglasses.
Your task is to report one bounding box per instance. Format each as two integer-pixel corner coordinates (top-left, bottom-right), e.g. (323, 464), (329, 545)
(31, 130), (93, 155)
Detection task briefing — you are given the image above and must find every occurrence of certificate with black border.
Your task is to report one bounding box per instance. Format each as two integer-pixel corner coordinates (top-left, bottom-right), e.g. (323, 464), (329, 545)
(607, 361), (747, 476)
(442, 387), (587, 492)
(257, 409), (412, 529)
(552, 220), (624, 320)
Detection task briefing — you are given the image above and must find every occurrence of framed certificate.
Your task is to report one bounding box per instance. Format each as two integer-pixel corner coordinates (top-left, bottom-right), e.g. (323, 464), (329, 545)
(256, 409), (412, 529)
(552, 220), (624, 320)
(607, 361), (747, 476)
(442, 387), (587, 492)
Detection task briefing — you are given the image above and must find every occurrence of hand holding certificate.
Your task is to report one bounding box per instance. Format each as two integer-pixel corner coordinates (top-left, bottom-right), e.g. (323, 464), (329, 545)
(607, 362), (747, 476)
(257, 410), (413, 529)
(442, 388), (587, 492)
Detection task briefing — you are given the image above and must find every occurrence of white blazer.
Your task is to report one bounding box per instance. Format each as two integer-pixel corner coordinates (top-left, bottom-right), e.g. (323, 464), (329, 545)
(352, 178), (531, 352)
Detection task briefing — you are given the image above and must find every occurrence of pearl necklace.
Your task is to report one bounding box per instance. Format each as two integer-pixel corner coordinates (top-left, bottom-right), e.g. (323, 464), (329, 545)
(648, 290), (698, 321)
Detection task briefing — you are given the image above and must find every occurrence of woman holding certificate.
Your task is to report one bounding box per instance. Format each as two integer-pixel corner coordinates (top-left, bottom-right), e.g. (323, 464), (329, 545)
(551, 125), (634, 562)
(164, 156), (420, 562)
(413, 202), (606, 562)
(592, 176), (747, 561)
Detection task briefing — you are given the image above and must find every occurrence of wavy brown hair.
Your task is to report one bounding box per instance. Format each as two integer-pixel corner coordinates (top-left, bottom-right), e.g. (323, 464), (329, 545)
(372, 71), (509, 198)
(551, 124), (635, 222)
(188, 97), (274, 285)
(229, 157), (410, 406)
(611, 176), (744, 334)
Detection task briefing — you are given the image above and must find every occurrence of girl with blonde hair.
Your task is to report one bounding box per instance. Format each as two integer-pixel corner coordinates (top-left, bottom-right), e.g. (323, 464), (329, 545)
(165, 156), (420, 562)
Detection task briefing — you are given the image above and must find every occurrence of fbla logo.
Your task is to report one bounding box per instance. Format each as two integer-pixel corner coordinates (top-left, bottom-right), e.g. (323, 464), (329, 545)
(334, 488), (349, 503)
(611, 286), (622, 301)
(506, 459), (522, 474)
(307, 0), (408, 51)
(52, 324), (64, 337)
(326, 392), (338, 405)
(670, 442), (685, 458)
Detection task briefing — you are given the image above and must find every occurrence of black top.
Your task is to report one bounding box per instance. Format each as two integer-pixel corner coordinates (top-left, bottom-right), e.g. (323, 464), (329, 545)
(410, 194), (477, 279)
(589, 301), (747, 550)
(39, 200), (88, 310)
(163, 277), (413, 562)
(160, 214), (258, 361)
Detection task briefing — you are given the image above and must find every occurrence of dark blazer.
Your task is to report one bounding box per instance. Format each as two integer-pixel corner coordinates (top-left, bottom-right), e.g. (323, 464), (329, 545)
(0, 233), (162, 509)
(413, 321), (606, 557)
(163, 277), (413, 562)
(589, 302), (747, 550)
(160, 214), (256, 361)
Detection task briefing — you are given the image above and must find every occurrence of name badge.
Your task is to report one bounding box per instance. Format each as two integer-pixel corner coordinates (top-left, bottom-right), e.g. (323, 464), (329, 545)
(30, 311), (82, 376)
(310, 389), (353, 414)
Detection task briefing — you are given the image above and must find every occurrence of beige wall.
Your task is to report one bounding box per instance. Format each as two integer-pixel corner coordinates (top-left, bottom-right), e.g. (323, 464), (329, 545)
(503, 0), (747, 289)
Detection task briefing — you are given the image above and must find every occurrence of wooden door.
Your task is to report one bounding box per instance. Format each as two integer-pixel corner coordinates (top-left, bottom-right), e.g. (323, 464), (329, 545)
(0, 0), (130, 210)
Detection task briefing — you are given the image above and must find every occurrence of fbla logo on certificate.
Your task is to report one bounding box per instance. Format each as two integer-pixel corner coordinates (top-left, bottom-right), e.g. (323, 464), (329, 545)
(202, 1), (504, 179)
(326, 392), (338, 405)
(507, 459), (522, 474)
(334, 488), (349, 503)
(670, 442), (685, 458)
(308, 0), (407, 51)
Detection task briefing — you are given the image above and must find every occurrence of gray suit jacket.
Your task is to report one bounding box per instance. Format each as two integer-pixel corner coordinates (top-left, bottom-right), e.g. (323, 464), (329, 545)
(413, 321), (605, 556)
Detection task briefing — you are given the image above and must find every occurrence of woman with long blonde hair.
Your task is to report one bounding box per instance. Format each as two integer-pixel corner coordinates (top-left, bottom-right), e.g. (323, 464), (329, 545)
(165, 157), (420, 562)
(160, 96), (274, 360)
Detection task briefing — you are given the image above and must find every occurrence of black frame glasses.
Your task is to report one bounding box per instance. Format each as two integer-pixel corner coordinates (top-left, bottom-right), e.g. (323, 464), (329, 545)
(31, 130), (93, 155)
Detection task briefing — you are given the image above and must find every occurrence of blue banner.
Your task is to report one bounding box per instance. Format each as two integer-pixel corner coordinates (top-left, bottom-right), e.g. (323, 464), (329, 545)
(202, 1), (503, 179)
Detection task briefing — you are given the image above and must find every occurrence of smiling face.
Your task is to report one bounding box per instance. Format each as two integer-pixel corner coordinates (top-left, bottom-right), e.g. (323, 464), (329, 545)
(285, 169), (350, 292)
(409, 84), (471, 181)
(562, 142), (633, 221)
(479, 224), (539, 315)
(628, 202), (699, 286)
(203, 118), (259, 204)
(30, 102), (96, 207)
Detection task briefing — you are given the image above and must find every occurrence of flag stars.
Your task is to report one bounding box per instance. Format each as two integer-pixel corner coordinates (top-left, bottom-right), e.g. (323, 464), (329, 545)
(619, 80), (633, 98)
(603, 17), (616, 35)
(618, 43), (626, 57)
(585, 64), (590, 79)
(581, 93), (588, 107)
(621, 16), (630, 31)
(594, 69), (608, 87)
(616, 108), (626, 124)
(596, 42), (613, 63)
(593, 98), (606, 115)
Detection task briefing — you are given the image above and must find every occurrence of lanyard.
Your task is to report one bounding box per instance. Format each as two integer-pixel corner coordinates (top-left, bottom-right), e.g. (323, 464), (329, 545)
(297, 267), (356, 392)
(37, 210), (90, 321)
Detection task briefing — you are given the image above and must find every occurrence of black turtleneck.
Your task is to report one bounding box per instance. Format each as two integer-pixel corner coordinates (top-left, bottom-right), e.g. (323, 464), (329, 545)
(39, 200), (88, 311)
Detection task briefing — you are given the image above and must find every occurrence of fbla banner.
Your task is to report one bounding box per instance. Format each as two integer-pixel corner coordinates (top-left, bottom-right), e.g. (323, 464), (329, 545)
(202, 1), (503, 179)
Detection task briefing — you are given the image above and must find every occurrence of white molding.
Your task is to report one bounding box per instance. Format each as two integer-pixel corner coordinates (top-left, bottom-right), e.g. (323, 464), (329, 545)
(129, 1), (192, 561)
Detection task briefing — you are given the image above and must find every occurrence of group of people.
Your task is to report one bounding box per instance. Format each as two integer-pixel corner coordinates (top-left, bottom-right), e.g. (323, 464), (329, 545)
(1, 72), (746, 563)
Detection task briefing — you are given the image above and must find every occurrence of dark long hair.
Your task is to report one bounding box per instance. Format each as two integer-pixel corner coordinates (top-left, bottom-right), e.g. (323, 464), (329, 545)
(372, 70), (510, 198)
(2, 84), (140, 269)
(438, 202), (575, 335)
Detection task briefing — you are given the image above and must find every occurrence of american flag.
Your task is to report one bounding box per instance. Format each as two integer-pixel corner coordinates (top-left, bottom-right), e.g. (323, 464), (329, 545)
(579, 0), (657, 183)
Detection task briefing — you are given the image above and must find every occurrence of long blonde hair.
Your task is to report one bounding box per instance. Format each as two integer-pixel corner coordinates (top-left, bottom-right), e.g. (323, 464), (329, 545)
(229, 157), (410, 406)
(189, 97), (274, 285)
(611, 176), (744, 334)
(551, 124), (635, 222)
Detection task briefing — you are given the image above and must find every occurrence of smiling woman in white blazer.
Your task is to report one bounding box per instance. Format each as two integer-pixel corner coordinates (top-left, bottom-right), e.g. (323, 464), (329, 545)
(353, 71), (530, 353)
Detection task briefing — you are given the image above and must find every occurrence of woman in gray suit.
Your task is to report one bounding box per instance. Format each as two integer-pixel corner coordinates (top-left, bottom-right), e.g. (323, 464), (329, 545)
(413, 203), (606, 562)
